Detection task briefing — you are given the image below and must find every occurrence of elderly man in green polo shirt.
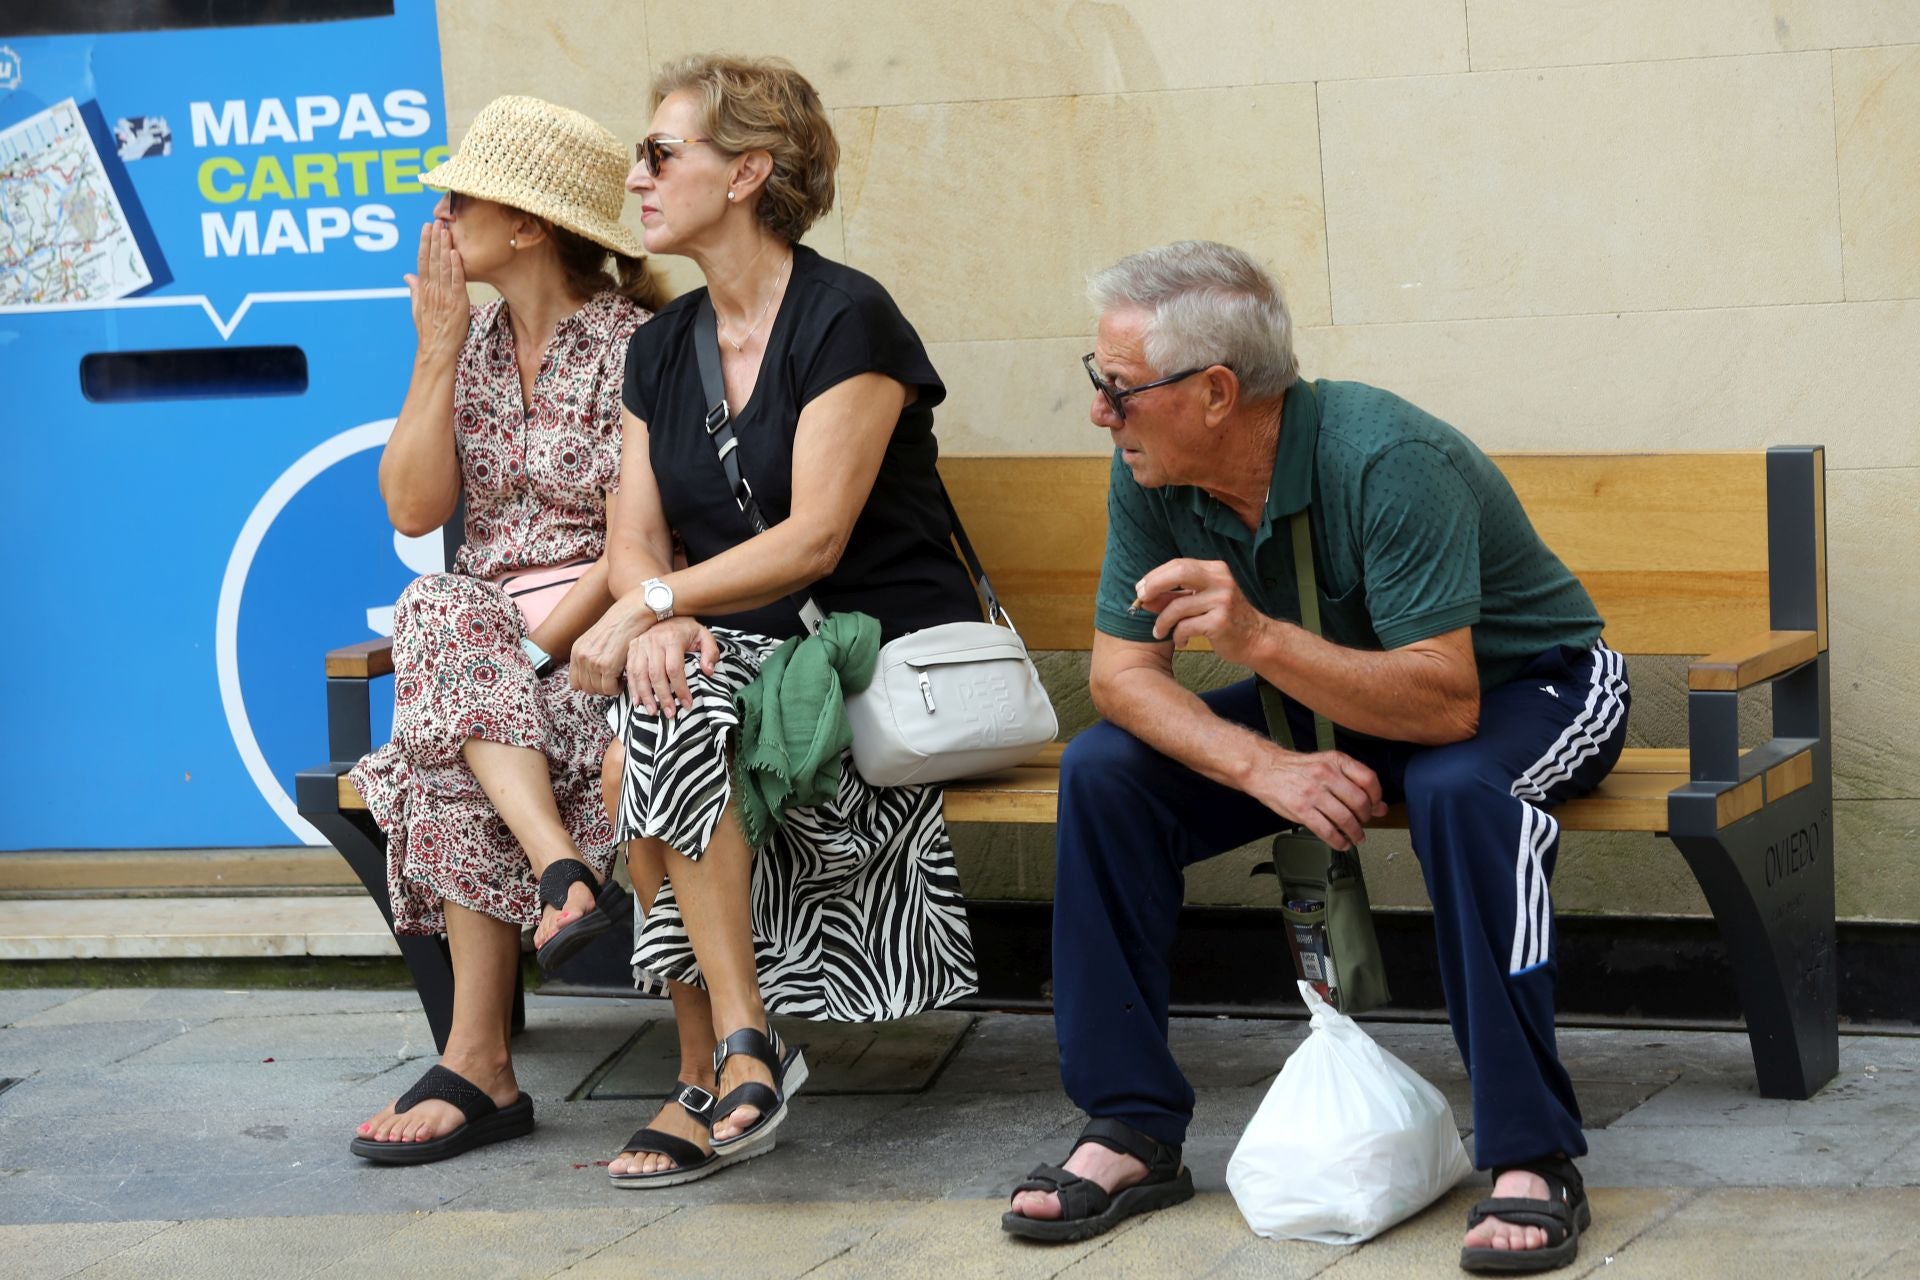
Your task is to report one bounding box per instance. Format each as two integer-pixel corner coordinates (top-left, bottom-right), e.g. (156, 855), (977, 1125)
(1000, 241), (1628, 1275)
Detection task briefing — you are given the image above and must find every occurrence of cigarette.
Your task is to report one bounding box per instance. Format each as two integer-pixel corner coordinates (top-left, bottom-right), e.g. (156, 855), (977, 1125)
(1129, 586), (1192, 613)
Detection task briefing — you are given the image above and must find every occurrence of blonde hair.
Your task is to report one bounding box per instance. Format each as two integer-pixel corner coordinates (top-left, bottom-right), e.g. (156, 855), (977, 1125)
(651, 53), (838, 244)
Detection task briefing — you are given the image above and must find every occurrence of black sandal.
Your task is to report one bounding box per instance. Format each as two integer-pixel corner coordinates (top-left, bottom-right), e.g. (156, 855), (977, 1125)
(534, 858), (625, 972)
(1460, 1154), (1591, 1274)
(707, 1024), (808, 1152)
(608, 1082), (776, 1188)
(348, 1064), (534, 1165)
(1001, 1118), (1196, 1243)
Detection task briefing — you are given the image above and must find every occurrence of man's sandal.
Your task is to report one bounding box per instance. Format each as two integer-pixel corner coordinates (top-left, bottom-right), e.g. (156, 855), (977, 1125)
(534, 858), (626, 972)
(348, 1064), (534, 1165)
(1001, 1118), (1196, 1243)
(609, 1082), (776, 1188)
(707, 1024), (809, 1152)
(1459, 1155), (1591, 1274)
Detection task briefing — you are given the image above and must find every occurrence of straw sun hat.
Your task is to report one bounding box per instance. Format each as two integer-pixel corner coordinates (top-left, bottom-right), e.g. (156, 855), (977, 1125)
(421, 95), (643, 257)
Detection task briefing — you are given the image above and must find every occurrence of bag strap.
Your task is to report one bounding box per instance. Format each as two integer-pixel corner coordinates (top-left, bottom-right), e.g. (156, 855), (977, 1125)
(693, 294), (1012, 634)
(696, 297), (824, 633)
(936, 483), (1012, 627)
(1257, 509), (1335, 755)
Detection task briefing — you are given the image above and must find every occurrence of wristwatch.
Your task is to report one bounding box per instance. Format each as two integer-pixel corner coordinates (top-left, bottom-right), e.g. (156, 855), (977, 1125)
(641, 576), (675, 621)
(519, 635), (556, 677)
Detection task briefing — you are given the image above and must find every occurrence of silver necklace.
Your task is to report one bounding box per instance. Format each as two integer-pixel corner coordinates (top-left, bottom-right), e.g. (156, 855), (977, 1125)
(720, 254), (791, 354)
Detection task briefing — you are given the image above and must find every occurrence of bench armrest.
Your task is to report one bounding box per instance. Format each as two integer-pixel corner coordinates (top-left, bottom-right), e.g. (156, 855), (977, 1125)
(1672, 628), (1827, 837)
(322, 637), (393, 762)
(326, 637), (394, 679)
(1688, 630), (1818, 692)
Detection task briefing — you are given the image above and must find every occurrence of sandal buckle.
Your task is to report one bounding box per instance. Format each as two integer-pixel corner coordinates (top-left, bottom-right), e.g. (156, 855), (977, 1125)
(678, 1083), (716, 1113)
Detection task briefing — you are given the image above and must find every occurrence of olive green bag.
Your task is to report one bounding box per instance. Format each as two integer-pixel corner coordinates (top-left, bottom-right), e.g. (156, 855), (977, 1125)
(1257, 511), (1392, 1015)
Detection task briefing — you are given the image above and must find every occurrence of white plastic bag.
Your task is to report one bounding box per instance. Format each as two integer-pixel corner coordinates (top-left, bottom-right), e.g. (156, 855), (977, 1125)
(1226, 980), (1474, 1244)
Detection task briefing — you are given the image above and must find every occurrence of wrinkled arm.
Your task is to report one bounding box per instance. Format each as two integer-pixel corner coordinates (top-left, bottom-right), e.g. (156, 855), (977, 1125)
(379, 225), (469, 534)
(1252, 624), (1480, 747)
(1089, 630), (1386, 849)
(605, 411), (675, 601)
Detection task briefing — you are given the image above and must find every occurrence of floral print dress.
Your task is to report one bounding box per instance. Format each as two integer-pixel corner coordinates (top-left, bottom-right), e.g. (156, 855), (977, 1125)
(350, 291), (647, 936)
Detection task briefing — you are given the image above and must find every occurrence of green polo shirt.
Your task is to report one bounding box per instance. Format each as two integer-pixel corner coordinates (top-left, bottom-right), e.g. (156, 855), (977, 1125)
(1094, 378), (1603, 690)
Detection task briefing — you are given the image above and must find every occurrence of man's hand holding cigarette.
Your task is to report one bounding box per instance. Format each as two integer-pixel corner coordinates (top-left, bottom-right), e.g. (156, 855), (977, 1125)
(1132, 557), (1278, 670)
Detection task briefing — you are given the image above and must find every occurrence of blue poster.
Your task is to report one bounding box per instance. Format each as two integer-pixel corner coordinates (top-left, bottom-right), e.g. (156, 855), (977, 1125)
(1, 1), (449, 847)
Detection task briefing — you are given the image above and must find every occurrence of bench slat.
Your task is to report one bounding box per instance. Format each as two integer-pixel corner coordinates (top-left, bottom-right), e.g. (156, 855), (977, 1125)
(342, 744), (1689, 833)
(1605, 748), (1689, 773)
(1022, 742), (1689, 773)
(337, 738), (1695, 835)
(943, 748), (1683, 833)
(941, 452), (1775, 655)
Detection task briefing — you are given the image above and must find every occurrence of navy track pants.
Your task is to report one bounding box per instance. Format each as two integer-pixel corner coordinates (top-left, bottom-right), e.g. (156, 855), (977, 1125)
(1051, 641), (1629, 1169)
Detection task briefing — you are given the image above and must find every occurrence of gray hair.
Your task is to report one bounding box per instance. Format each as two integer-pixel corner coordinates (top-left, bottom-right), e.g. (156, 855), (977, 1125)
(1087, 240), (1297, 405)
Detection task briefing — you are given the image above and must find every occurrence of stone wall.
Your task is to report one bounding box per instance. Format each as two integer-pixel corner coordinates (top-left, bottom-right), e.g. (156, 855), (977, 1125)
(436, 1), (1920, 922)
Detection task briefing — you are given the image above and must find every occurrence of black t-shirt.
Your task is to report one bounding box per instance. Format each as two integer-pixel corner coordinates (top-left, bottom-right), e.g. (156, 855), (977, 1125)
(623, 245), (977, 643)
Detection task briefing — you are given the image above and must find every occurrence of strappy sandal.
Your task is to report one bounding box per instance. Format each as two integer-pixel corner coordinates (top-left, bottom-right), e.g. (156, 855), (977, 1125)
(1001, 1117), (1196, 1243)
(1459, 1154), (1591, 1274)
(707, 1024), (809, 1153)
(608, 1082), (776, 1188)
(348, 1064), (534, 1165)
(534, 857), (626, 972)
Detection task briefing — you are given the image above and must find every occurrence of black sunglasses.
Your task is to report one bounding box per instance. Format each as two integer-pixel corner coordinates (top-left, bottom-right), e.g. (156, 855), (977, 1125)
(1081, 352), (1217, 421)
(635, 135), (714, 177)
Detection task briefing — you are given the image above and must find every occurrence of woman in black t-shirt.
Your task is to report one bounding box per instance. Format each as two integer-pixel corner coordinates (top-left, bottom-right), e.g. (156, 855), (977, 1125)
(568, 55), (979, 1187)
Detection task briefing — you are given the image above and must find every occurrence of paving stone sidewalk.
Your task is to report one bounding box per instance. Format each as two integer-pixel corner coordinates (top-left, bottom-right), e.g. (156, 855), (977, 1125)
(2, 988), (1916, 1276)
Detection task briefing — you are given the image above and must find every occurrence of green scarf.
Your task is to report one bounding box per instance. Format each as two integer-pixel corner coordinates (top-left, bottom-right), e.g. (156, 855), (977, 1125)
(731, 611), (881, 848)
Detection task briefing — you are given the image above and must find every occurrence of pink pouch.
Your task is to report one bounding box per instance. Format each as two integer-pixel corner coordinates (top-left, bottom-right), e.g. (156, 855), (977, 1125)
(494, 558), (592, 633)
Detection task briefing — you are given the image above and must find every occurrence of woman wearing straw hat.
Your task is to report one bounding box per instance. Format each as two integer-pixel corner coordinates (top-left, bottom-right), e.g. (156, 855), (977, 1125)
(566, 54), (980, 1187)
(349, 96), (661, 1164)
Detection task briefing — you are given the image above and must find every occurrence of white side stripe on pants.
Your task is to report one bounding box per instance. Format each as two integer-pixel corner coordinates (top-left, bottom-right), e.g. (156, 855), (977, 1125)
(1506, 640), (1618, 974)
(1512, 642), (1627, 806)
(1509, 801), (1560, 973)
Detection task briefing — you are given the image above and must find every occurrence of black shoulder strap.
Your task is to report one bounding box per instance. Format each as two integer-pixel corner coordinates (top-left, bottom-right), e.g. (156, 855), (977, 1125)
(1256, 381), (1334, 754)
(693, 296), (1011, 633)
(937, 483), (1009, 626)
(1257, 512), (1335, 755)
(696, 297), (824, 633)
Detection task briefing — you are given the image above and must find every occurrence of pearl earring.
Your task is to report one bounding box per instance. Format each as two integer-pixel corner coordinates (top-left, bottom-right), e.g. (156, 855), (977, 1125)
(726, 190), (735, 202)
(509, 237), (518, 248)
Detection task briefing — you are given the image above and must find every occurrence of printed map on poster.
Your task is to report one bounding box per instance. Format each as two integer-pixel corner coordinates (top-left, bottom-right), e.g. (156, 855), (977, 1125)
(0, 98), (155, 305)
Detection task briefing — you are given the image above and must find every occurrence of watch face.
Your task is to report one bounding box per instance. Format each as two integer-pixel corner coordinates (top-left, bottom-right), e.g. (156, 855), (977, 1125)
(645, 582), (673, 613)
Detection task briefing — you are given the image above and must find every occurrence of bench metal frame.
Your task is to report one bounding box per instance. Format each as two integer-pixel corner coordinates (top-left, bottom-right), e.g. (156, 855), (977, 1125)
(1666, 447), (1834, 1097)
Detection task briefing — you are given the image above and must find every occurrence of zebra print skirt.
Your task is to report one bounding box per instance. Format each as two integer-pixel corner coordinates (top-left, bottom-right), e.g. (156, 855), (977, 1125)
(608, 627), (979, 1021)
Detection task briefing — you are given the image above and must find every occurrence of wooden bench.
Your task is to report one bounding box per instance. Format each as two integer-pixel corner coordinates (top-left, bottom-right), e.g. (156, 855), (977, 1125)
(299, 445), (1835, 1099)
